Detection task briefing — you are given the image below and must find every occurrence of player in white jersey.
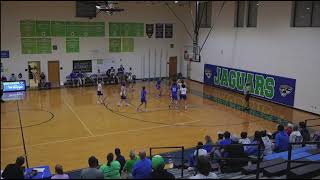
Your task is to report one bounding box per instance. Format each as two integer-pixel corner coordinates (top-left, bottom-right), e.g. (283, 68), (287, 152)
(118, 82), (129, 107)
(179, 83), (188, 109)
(97, 80), (104, 104)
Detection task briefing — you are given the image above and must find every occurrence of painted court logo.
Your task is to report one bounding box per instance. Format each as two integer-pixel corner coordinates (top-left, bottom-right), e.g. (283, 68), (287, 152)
(279, 85), (293, 97)
(205, 69), (212, 79)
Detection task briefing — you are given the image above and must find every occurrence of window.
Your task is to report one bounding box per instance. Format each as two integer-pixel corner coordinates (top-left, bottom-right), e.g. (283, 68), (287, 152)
(292, 1), (320, 27)
(234, 1), (258, 28)
(199, 1), (212, 28)
(247, 1), (258, 27)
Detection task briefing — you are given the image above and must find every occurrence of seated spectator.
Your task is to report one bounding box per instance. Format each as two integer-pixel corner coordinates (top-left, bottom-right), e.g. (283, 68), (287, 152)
(239, 132), (251, 152)
(290, 125), (303, 149)
(1, 75), (7, 81)
(40, 72), (46, 83)
(1, 156), (25, 179)
(51, 164), (69, 179)
(77, 71), (85, 87)
(70, 70), (77, 87)
(299, 121), (311, 145)
(261, 130), (273, 155)
(203, 135), (213, 153)
(123, 150), (140, 179)
(189, 156), (218, 179)
(286, 123), (294, 136)
(80, 156), (104, 179)
(115, 148), (126, 174)
(132, 150), (152, 179)
(100, 153), (121, 179)
(10, 73), (17, 81)
(245, 131), (263, 157)
(274, 125), (289, 152)
(150, 155), (175, 179)
(210, 132), (224, 156)
(188, 142), (208, 170)
(214, 131), (232, 159)
(222, 139), (248, 172)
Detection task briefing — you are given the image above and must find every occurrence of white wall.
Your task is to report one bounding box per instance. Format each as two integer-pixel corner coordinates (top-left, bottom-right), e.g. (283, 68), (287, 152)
(1, 1), (189, 84)
(184, 1), (320, 114)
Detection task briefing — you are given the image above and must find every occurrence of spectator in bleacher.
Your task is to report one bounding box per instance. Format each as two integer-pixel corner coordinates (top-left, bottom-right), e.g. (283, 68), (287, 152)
(1, 156), (25, 179)
(188, 142), (208, 171)
(10, 73), (17, 81)
(123, 150), (140, 179)
(1, 75), (7, 81)
(203, 135), (213, 153)
(80, 156), (104, 179)
(299, 121), (311, 145)
(132, 150), (152, 179)
(77, 71), (85, 87)
(70, 70), (77, 87)
(51, 164), (69, 179)
(245, 131), (263, 157)
(214, 131), (232, 159)
(261, 130), (273, 155)
(274, 125), (289, 152)
(210, 132), (224, 156)
(286, 123), (294, 136)
(290, 125), (303, 149)
(99, 153), (121, 179)
(239, 132), (251, 152)
(189, 156), (218, 179)
(40, 72), (46, 83)
(115, 148), (126, 175)
(150, 155), (175, 179)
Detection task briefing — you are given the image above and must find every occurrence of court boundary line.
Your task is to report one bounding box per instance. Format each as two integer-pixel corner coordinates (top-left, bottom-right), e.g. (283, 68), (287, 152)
(1, 120), (201, 151)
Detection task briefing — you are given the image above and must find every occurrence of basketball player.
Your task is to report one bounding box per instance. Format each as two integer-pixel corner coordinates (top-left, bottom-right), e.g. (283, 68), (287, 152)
(97, 80), (104, 104)
(156, 78), (162, 97)
(244, 82), (251, 110)
(118, 82), (129, 107)
(180, 83), (188, 110)
(169, 81), (179, 109)
(137, 86), (147, 112)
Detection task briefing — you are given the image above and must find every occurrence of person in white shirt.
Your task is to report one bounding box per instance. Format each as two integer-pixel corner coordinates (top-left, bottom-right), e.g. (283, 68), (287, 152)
(189, 156), (218, 179)
(290, 125), (303, 149)
(261, 130), (273, 155)
(179, 83), (188, 109)
(118, 82), (129, 107)
(239, 132), (251, 152)
(97, 80), (104, 104)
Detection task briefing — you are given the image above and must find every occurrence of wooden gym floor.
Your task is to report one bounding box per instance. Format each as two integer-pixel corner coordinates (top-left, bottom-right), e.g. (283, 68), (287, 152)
(1, 80), (319, 171)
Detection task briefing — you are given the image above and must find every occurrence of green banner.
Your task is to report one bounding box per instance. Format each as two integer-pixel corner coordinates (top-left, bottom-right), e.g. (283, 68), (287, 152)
(36, 21), (51, 37)
(66, 37), (80, 53)
(21, 38), (37, 54)
(122, 38), (134, 52)
(109, 22), (144, 37)
(109, 23), (122, 37)
(51, 21), (66, 36)
(66, 22), (80, 37)
(37, 38), (52, 54)
(20, 20), (36, 37)
(109, 38), (121, 52)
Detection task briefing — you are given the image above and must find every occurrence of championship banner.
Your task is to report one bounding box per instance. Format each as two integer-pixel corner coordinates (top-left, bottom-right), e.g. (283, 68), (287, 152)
(204, 64), (296, 107)
(146, 24), (154, 38)
(155, 23), (164, 38)
(165, 24), (173, 38)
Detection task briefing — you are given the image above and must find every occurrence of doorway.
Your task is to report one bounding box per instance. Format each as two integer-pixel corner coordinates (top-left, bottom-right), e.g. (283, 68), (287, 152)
(48, 61), (60, 87)
(28, 61), (41, 88)
(169, 56), (177, 78)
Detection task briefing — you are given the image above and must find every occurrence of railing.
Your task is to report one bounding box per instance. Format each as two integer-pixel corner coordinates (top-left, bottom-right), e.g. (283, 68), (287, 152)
(305, 117), (320, 128)
(149, 146), (185, 178)
(286, 141), (320, 178)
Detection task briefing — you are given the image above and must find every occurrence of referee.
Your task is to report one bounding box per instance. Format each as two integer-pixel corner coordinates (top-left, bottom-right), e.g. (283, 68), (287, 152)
(244, 82), (251, 110)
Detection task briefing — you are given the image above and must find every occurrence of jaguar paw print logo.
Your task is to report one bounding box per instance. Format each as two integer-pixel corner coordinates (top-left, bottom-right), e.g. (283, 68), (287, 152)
(205, 69), (212, 79)
(279, 85), (293, 97)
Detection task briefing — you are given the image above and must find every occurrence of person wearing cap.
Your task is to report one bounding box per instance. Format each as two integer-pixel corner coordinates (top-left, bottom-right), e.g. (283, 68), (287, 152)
(150, 155), (175, 179)
(123, 150), (140, 179)
(132, 150), (152, 179)
(80, 156), (104, 179)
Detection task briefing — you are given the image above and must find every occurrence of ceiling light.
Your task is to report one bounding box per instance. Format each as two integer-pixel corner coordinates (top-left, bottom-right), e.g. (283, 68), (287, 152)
(174, 1), (179, 4)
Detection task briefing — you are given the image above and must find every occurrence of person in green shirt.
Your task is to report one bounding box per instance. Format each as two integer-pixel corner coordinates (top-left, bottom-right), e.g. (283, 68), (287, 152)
(99, 153), (121, 179)
(123, 150), (140, 179)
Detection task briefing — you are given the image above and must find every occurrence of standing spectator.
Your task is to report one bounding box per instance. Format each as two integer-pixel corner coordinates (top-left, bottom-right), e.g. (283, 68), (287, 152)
(299, 121), (311, 145)
(286, 123), (294, 136)
(150, 155), (175, 179)
(239, 132), (251, 152)
(290, 125), (303, 149)
(188, 142), (208, 171)
(261, 130), (273, 155)
(189, 156), (218, 179)
(10, 73), (17, 81)
(274, 125), (289, 152)
(123, 150), (140, 179)
(40, 72), (46, 83)
(115, 148), (126, 174)
(51, 164), (69, 179)
(80, 156), (104, 179)
(99, 153), (121, 179)
(132, 150), (152, 179)
(1, 156), (25, 179)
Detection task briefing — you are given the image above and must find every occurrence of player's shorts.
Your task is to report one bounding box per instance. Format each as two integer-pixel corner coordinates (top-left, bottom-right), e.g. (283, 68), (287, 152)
(141, 98), (146, 103)
(97, 91), (103, 96)
(121, 95), (127, 100)
(172, 94), (178, 101)
(156, 85), (161, 90)
(245, 94), (250, 101)
(180, 94), (187, 100)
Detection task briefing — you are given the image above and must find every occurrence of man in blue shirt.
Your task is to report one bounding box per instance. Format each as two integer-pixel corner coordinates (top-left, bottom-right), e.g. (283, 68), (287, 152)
(132, 150), (152, 179)
(275, 124), (289, 152)
(169, 81), (178, 109)
(213, 131), (232, 160)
